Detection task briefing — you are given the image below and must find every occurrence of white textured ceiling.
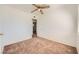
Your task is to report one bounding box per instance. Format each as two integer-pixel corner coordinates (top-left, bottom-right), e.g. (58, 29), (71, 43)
(7, 4), (34, 12)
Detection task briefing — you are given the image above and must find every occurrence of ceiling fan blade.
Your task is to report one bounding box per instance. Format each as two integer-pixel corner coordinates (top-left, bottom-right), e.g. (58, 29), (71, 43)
(31, 8), (38, 13)
(32, 4), (39, 8)
(40, 9), (44, 14)
(32, 4), (50, 8)
(43, 6), (50, 8)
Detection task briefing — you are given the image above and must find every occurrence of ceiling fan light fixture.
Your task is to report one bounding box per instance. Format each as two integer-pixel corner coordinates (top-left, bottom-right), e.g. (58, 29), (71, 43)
(31, 4), (50, 14)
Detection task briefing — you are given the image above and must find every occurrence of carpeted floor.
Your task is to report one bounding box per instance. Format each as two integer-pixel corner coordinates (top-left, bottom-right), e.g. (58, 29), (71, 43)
(3, 37), (77, 54)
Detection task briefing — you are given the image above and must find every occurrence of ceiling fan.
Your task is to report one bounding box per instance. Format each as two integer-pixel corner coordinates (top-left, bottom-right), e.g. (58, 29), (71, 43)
(31, 4), (50, 14)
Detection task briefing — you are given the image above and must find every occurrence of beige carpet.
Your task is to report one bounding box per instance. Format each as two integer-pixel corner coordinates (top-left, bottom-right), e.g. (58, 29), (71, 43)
(3, 37), (77, 54)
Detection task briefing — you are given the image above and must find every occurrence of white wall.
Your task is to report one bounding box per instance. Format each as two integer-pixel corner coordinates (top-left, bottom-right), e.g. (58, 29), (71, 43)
(0, 5), (4, 53)
(77, 5), (79, 53)
(0, 5), (33, 53)
(0, 36), (3, 53)
(37, 5), (77, 47)
(77, 33), (79, 53)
